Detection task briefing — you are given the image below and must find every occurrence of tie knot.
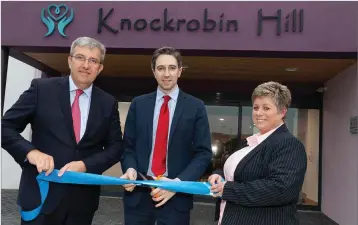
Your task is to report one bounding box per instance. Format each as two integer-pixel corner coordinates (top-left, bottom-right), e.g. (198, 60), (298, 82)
(163, 95), (171, 103)
(75, 89), (84, 97)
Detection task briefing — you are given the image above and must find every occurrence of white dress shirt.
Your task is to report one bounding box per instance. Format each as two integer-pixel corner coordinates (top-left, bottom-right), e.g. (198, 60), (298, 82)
(69, 75), (92, 140)
(147, 85), (179, 177)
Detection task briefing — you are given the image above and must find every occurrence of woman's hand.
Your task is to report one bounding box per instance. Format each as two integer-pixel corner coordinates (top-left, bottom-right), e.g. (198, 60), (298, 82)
(208, 174), (226, 198)
(208, 174), (223, 185)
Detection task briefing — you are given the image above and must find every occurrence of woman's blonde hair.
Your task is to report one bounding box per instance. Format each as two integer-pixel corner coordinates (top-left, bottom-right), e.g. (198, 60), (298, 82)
(251, 81), (292, 111)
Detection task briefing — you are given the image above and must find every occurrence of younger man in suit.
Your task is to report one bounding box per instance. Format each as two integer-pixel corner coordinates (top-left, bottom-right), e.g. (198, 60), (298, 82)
(1, 36), (123, 225)
(120, 47), (212, 225)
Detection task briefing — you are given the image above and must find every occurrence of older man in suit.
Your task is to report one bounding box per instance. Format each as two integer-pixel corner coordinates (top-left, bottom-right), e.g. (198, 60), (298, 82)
(1, 37), (123, 225)
(120, 47), (212, 225)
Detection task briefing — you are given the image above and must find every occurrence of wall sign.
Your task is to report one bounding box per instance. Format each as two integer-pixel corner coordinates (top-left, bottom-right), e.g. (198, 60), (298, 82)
(350, 116), (357, 135)
(39, 5), (304, 38)
(97, 8), (239, 34)
(41, 4), (74, 37)
(97, 8), (304, 36)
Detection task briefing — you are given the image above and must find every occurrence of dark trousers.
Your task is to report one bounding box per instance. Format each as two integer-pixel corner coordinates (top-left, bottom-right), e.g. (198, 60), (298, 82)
(124, 188), (190, 225)
(21, 195), (95, 225)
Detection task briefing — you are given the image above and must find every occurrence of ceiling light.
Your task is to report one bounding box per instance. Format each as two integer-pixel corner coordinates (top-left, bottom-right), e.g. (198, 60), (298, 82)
(212, 145), (218, 154)
(316, 87), (327, 92)
(219, 118), (224, 121)
(285, 68), (298, 72)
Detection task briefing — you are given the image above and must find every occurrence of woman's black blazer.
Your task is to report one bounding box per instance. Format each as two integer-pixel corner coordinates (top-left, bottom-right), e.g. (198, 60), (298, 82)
(214, 124), (307, 225)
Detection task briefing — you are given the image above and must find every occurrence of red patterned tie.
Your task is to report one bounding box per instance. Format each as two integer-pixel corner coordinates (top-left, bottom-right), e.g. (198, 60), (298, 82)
(152, 95), (171, 176)
(72, 89), (83, 143)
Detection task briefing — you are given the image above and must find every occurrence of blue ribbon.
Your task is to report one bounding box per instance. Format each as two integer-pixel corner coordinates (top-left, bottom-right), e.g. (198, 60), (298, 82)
(21, 170), (213, 221)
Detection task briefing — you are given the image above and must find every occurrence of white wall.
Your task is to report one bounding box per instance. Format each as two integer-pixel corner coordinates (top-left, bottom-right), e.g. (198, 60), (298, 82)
(322, 63), (358, 225)
(2, 57), (42, 189)
(296, 109), (319, 203)
(303, 110), (319, 202)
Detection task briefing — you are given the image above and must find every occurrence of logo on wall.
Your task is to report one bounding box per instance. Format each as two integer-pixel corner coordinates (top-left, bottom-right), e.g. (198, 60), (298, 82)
(41, 4), (74, 37)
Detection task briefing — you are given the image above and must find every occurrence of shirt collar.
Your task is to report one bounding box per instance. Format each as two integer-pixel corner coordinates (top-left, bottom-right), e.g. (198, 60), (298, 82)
(69, 75), (93, 97)
(156, 85), (179, 102)
(246, 122), (284, 147)
(256, 122), (284, 143)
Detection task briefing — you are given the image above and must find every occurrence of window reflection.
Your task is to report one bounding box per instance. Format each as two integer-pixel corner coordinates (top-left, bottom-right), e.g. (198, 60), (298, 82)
(204, 106), (240, 180)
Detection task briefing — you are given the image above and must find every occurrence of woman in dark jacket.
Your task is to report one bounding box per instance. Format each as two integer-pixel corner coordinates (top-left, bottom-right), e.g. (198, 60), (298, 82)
(209, 81), (307, 225)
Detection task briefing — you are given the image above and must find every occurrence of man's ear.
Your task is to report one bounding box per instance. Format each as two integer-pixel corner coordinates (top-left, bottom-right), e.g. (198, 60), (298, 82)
(97, 64), (104, 75)
(68, 56), (72, 70)
(178, 67), (183, 78)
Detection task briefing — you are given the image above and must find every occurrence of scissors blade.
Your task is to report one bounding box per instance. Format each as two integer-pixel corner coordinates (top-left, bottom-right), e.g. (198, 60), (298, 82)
(137, 172), (148, 180)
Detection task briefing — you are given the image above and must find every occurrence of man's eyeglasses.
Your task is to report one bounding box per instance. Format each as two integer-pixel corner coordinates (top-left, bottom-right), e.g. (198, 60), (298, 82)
(71, 55), (101, 65)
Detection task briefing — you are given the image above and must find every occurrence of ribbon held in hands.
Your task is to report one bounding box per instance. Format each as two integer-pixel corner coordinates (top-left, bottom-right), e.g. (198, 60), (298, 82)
(21, 170), (213, 221)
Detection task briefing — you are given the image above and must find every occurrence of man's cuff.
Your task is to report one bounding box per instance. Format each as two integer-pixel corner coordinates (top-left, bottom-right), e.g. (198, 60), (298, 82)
(82, 159), (93, 173)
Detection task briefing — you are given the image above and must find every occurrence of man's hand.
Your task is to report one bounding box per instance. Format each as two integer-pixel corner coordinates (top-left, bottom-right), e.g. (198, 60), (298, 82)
(26, 149), (55, 176)
(208, 174), (226, 198)
(58, 161), (87, 176)
(120, 168), (137, 192)
(151, 177), (180, 207)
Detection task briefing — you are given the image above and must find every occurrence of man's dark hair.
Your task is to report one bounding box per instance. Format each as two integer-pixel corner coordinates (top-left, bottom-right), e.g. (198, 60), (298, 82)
(151, 47), (182, 70)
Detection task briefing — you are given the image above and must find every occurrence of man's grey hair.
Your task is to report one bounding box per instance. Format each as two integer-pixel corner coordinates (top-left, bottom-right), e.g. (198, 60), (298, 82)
(252, 81), (292, 112)
(70, 37), (106, 63)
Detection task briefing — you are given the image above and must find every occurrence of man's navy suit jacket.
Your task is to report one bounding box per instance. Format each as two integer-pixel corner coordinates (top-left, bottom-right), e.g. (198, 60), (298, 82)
(121, 90), (212, 211)
(1, 76), (123, 213)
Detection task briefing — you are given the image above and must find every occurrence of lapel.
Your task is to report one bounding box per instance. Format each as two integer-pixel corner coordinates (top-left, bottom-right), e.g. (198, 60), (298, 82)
(57, 76), (76, 144)
(233, 124), (288, 176)
(78, 86), (102, 145)
(168, 90), (185, 147)
(57, 76), (102, 146)
(147, 92), (157, 150)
